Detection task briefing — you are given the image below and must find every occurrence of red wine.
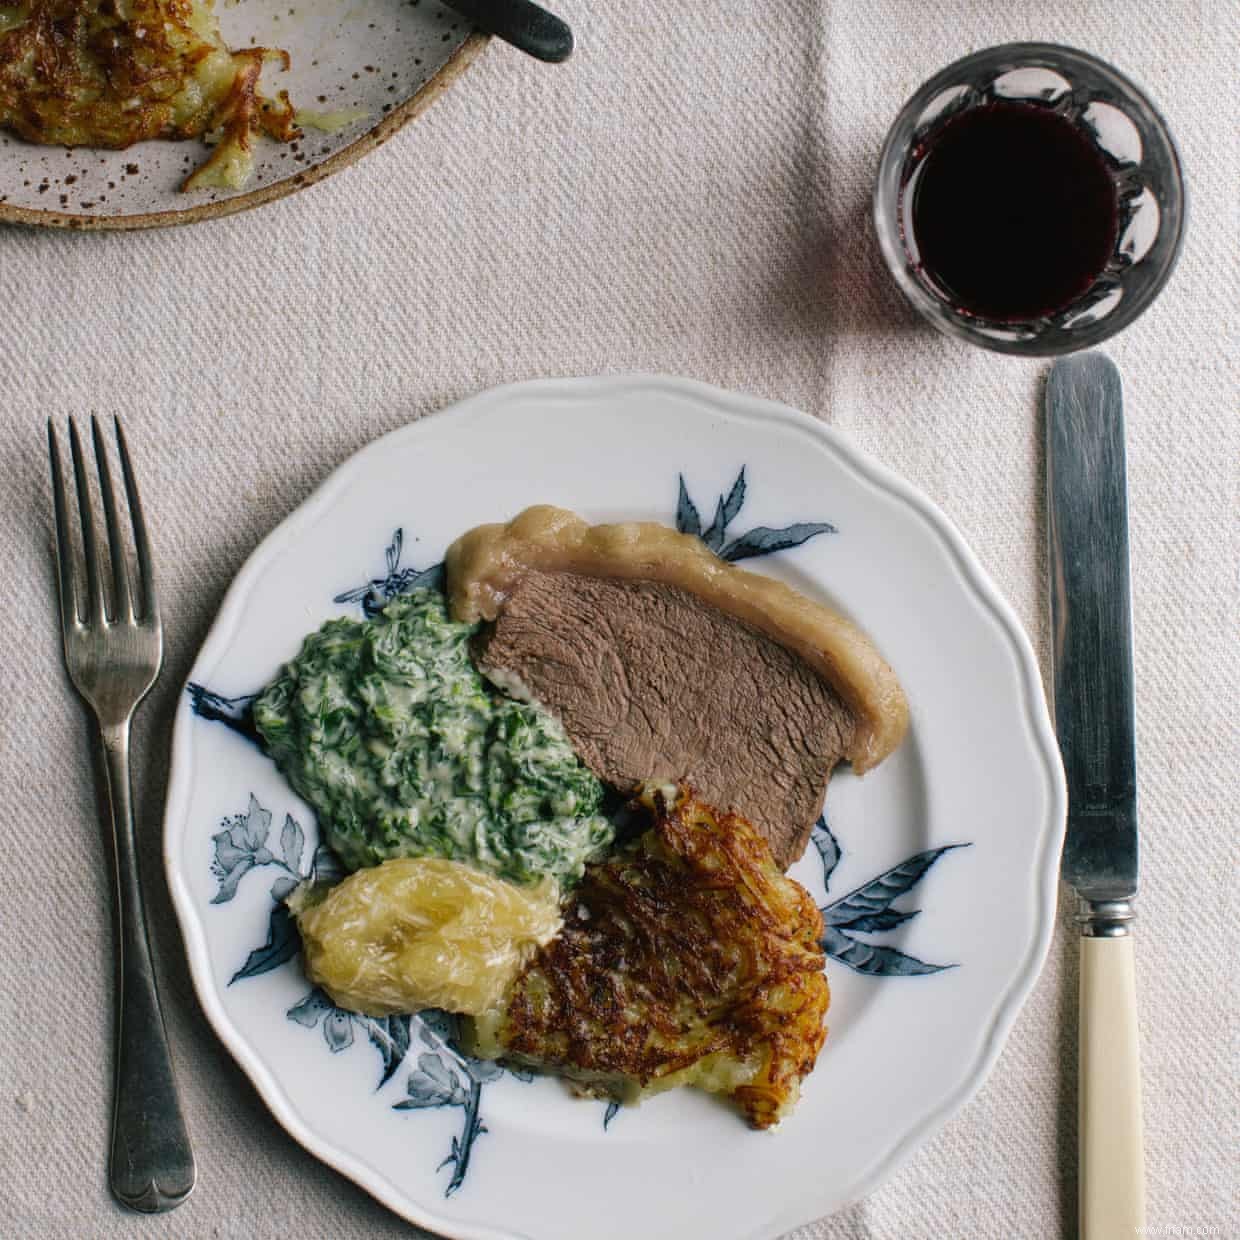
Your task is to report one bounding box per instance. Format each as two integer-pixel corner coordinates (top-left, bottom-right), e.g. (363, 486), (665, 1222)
(907, 103), (1119, 322)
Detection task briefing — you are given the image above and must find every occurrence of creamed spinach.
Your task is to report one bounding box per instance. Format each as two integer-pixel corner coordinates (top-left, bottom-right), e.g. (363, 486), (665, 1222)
(254, 590), (612, 885)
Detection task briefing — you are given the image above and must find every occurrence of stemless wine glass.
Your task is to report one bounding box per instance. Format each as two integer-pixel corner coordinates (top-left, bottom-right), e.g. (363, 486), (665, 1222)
(874, 43), (1186, 356)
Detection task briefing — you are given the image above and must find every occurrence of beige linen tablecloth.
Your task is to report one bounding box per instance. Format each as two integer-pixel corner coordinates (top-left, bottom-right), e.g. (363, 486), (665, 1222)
(1, 3), (1236, 1237)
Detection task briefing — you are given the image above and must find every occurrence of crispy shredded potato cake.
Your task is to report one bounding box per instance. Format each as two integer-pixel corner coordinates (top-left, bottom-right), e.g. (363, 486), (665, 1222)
(470, 785), (830, 1129)
(0, 0), (296, 190)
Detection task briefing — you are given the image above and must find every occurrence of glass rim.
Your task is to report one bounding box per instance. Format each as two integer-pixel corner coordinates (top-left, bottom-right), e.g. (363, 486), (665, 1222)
(873, 41), (1187, 357)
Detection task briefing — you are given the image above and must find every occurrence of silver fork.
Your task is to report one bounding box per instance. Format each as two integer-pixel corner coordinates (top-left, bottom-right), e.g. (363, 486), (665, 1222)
(48, 417), (195, 1213)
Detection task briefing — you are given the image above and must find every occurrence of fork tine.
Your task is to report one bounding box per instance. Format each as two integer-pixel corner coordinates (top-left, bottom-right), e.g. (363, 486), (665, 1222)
(68, 419), (107, 624)
(92, 415), (131, 622)
(47, 420), (80, 630)
(114, 417), (158, 625)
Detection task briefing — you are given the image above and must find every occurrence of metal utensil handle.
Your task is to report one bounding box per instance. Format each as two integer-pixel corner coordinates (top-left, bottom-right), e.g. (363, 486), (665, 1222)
(100, 722), (196, 1213)
(448, 0), (573, 62)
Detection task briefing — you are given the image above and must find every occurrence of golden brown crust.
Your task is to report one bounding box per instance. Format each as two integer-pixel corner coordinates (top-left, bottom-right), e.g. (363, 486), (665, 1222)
(0, 0), (297, 189)
(474, 787), (830, 1129)
(446, 505), (908, 774)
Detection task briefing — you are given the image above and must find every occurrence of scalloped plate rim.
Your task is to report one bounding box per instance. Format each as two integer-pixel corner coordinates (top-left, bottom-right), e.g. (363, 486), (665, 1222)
(163, 373), (1066, 1239)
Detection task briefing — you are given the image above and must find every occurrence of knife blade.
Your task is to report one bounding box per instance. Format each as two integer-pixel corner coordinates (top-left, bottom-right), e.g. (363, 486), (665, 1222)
(443, 0), (574, 63)
(1046, 351), (1145, 1240)
(1048, 351), (1138, 904)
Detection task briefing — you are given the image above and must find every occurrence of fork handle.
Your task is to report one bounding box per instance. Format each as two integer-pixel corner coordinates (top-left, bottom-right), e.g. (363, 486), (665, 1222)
(99, 722), (196, 1212)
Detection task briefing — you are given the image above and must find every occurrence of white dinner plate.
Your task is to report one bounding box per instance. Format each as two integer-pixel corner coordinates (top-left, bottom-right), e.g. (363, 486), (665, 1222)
(164, 375), (1066, 1240)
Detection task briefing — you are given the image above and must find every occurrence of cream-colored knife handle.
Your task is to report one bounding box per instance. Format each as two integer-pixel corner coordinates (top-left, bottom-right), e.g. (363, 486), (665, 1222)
(1079, 933), (1145, 1239)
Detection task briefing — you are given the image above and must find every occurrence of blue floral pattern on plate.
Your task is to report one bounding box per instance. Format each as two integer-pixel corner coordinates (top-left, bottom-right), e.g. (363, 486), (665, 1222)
(194, 469), (969, 1194)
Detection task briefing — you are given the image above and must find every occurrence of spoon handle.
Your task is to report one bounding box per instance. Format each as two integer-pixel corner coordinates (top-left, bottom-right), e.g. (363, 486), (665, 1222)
(445, 0), (574, 63)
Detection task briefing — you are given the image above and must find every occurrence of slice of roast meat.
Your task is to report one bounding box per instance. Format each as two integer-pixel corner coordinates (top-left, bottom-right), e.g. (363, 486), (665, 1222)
(447, 506), (909, 869)
(473, 570), (855, 869)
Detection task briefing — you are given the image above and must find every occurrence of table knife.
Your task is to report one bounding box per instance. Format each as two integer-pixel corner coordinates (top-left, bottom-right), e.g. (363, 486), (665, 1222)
(1046, 352), (1145, 1239)
(443, 0), (573, 63)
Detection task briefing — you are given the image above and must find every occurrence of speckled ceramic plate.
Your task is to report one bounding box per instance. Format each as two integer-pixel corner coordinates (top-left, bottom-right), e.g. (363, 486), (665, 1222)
(164, 376), (1066, 1240)
(0, 1), (486, 231)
